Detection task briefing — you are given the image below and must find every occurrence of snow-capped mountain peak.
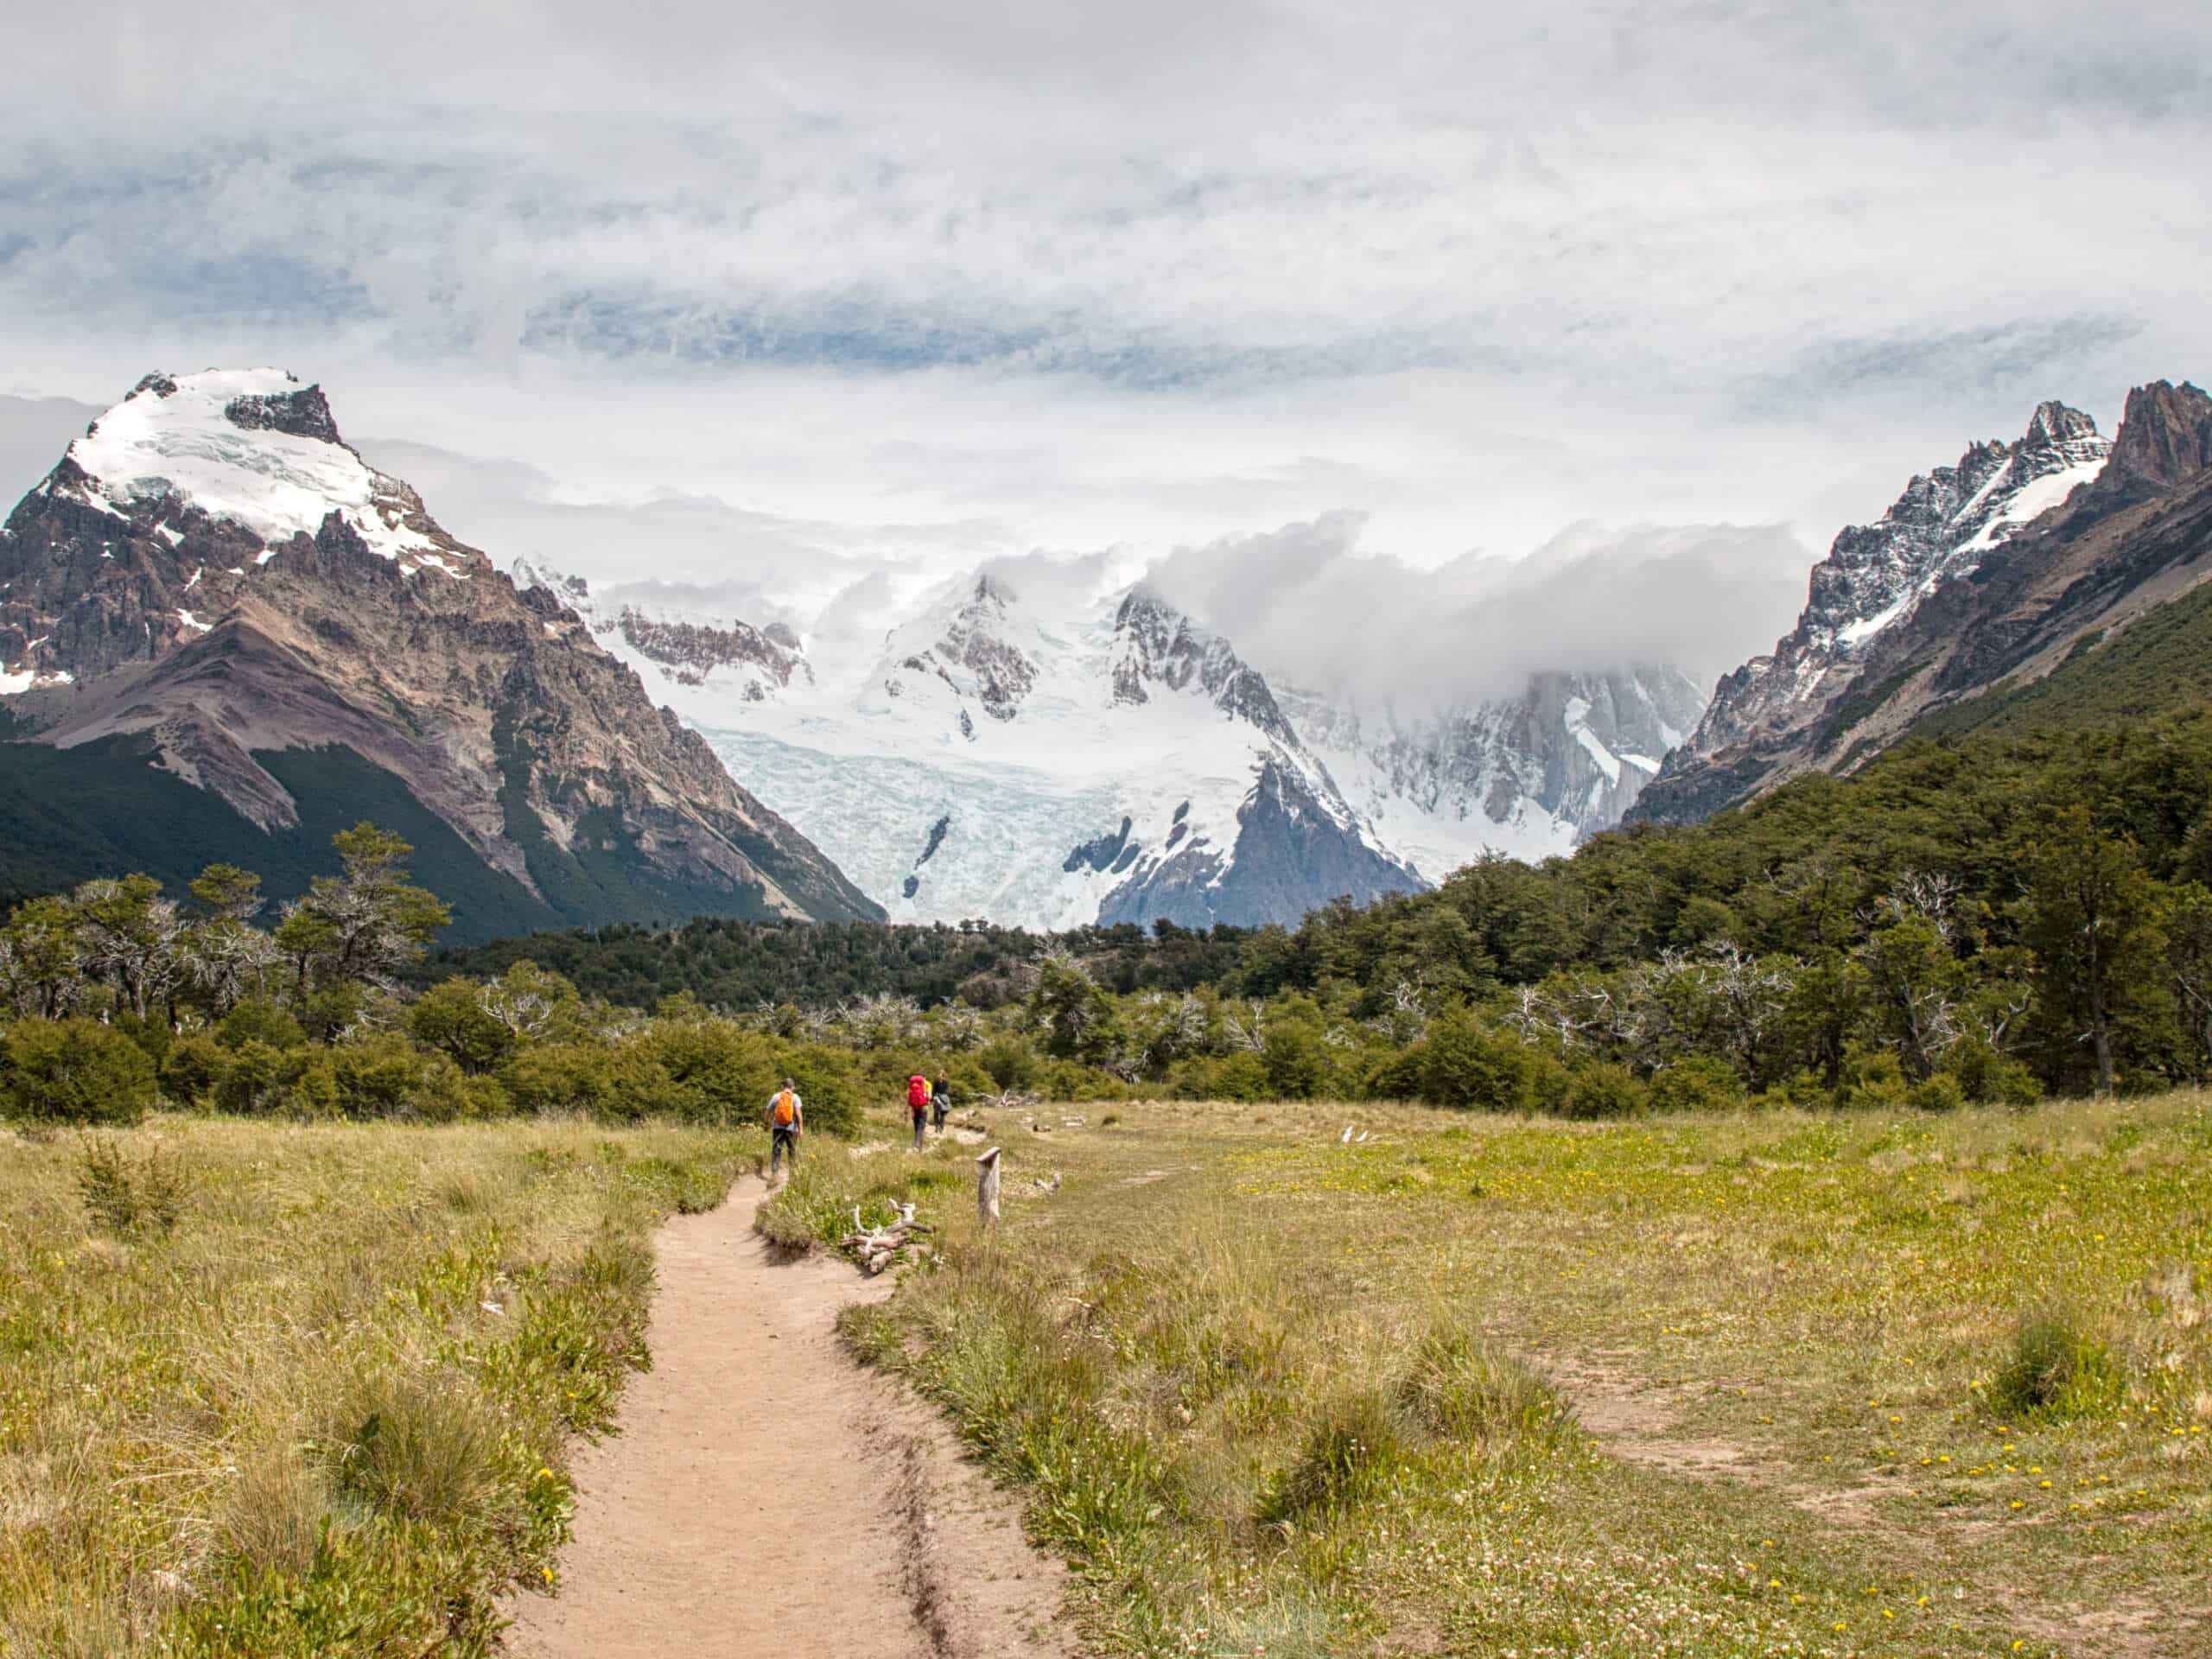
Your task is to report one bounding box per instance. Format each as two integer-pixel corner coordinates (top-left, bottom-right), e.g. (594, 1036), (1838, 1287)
(51, 370), (474, 580)
(1668, 399), (2112, 763)
(1108, 585), (1298, 744)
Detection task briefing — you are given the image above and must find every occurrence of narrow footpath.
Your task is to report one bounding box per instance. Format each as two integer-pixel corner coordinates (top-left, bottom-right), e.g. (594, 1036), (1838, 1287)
(505, 1177), (1077, 1659)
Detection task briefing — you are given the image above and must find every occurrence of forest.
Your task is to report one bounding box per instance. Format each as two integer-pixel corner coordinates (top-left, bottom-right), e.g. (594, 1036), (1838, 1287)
(14, 706), (2212, 1126)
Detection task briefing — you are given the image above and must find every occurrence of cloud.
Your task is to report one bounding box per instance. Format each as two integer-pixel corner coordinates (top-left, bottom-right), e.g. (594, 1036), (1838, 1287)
(1, 0), (2206, 682)
(1147, 515), (1814, 709)
(0, 395), (99, 504)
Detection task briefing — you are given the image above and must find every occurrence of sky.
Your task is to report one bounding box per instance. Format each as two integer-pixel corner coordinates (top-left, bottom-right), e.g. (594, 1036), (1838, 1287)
(3, 1), (2209, 701)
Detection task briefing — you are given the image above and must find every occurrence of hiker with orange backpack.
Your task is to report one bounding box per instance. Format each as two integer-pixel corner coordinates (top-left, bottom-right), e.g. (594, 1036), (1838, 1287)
(766, 1077), (804, 1180)
(907, 1074), (931, 1151)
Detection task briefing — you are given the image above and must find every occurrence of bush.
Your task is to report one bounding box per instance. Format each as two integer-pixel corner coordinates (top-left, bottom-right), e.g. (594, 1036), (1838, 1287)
(158, 1031), (230, 1109)
(1986, 1311), (2127, 1421)
(1906, 1072), (1967, 1112)
(409, 979), (514, 1074)
(1948, 1039), (2044, 1107)
(978, 1038), (1038, 1091)
(1562, 1061), (1649, 1120)
(1, 1017), (157, 1125)
(331, 1032), (428, 1119)
(637, 1016), (773, 1124)
(215, 997), (307, 1052)
(1838, 1048), (1910, 1110)
(215, 1039), (289, 1116)
(1645, 1055), (1743, 1115)
(1419, 1008), (1532, 1111)
(78, 1137), (191, 1236)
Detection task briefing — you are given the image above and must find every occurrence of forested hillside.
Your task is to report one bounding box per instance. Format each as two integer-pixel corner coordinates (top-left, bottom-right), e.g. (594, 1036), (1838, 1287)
(413, 703), (2212, 1106)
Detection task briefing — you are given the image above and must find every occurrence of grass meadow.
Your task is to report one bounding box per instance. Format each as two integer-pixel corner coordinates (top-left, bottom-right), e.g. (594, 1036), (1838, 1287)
(4, 1096), (2205, 1657)
(0, 1117), (757, 1657)
(779, 1093), (2212, 1658)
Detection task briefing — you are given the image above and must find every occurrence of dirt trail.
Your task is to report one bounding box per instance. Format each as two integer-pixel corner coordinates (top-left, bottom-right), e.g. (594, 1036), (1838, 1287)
(505, 1177), (1077, 1659)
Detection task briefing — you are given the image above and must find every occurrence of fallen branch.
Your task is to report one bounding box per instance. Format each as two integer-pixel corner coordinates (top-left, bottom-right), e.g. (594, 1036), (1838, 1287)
(840, 1200), (933, 1276)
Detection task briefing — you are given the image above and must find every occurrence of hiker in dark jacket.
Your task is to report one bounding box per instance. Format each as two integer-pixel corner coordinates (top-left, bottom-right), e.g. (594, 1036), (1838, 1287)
(931, 1077), (951, 1132)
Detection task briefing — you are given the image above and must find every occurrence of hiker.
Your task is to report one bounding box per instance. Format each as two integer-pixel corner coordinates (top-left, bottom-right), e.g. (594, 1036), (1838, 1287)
(766, 1077), (804, 1179)
(931, 1076), (951, 1132)
(907, 1073), (931, 1151)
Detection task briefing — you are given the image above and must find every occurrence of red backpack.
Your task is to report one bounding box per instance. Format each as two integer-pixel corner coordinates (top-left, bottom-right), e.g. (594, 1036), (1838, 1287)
(907, 1076), (931, 1111)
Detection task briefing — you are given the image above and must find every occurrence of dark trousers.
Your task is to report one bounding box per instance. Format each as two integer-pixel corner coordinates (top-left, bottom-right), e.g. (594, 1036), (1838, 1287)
(771, 1125), (798, 1175)
(911, 1111), (926, 1150)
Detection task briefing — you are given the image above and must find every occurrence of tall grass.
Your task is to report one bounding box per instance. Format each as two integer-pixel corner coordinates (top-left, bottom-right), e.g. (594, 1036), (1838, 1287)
(0, 1116), (754, 1656)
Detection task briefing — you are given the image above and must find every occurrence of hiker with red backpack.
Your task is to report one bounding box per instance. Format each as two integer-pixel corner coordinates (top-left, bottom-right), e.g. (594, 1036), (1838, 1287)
(766, 1077), (804, 1180)
(907, 1074), (931, 1151)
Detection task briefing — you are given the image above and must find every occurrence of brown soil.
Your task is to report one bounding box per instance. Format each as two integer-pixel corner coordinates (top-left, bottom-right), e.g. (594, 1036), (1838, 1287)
(503, 1178), (1077, 1659)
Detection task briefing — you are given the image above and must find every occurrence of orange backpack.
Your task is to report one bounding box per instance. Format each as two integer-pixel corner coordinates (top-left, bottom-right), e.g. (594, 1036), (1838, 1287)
(772, 1089), (798, 1126)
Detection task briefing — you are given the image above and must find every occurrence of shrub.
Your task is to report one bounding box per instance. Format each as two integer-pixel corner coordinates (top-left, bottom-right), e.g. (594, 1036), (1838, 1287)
(215, 1039), (289, 1116)
(1562, 1061), (1649, 1119)
(408, 978), (514, 1074)
(638, 1016), (773, 1124)
(1, 1017), (156, 1125)
(77, 1137), (191, 1236)
(978, 1038), (1038, 1091)
(1906, 1072), (1967, 1112)
(1986, 1311), (2127, 1421)
(331, 1032), (428, 1119)
(1948, 1039), (2044, 1107)
(1645, 1055), (1742, 1115)
(1419, 1008), (1532, 1111)
(215, 997), (307, 1052)
(158, 1030), (230, 1109)
(501, 1042), (620, 1116)
(1838, 1048), (1910, 1110)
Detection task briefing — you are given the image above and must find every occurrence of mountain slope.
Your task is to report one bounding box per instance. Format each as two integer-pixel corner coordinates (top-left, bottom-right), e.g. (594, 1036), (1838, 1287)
(0, 371), (881, 937)
(1633, 384), (2212, 823)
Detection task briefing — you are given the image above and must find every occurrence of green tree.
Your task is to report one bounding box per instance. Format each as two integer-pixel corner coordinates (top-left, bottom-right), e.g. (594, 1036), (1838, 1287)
(273, 823), (451, 998)
(0, 895), (86, 1020)
(2020, 807), (2170, 1096)
(409, 978), (517, 1074)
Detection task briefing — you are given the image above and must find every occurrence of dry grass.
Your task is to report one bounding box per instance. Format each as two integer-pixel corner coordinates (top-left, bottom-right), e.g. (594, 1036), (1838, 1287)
(0, 1116), (755, 1656)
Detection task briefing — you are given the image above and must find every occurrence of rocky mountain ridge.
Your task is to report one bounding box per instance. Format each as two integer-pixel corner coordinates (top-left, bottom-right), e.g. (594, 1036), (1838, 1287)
(0, 370), (881, 935)
(1635, 381), (2212, 823)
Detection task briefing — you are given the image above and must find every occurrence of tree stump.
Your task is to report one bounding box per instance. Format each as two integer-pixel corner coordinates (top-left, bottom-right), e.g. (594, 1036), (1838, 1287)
(976, 1147), (1002, 1230)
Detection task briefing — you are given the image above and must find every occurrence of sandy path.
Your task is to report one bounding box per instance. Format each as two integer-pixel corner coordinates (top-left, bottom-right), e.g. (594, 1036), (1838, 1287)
(505, 1177), (1077, 1659)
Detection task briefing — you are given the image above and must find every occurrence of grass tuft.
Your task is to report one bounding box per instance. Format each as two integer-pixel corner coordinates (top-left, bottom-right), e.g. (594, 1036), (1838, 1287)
(1986, 1309), (2129, 1421)
(1255, 1392), (1410, 1528)
(1399, 1326), (1573, 1445)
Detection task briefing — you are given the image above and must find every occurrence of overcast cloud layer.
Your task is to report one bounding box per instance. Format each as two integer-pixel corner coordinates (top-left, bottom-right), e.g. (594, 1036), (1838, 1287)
(4, 1), (2208, 702)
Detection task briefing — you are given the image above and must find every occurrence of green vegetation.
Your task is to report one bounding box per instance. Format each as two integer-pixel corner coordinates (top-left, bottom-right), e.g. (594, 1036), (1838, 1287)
(1919, 576), (2212, 741)
(438, 704), (2212, 1113)
(0, 1116), (755, 1656)
(798, 1092), (2211, 1656)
